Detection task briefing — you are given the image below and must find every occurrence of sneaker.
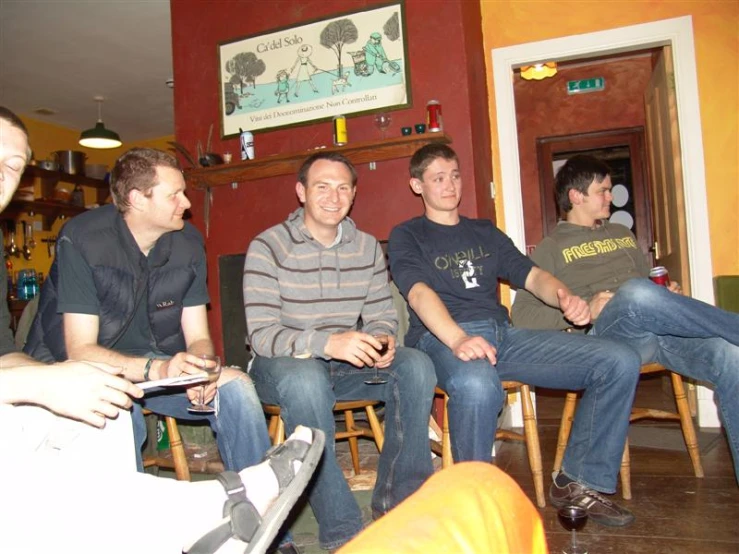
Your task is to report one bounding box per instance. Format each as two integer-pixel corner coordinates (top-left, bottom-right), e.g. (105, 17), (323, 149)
(550, 476), (635, 527)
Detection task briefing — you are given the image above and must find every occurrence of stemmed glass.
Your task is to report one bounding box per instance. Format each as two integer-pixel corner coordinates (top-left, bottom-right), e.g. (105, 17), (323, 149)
(557, 505), (588, 554)
(374, 112), (392, 139)
(364, 335), (389, 385)
(187, 354), (222, 413)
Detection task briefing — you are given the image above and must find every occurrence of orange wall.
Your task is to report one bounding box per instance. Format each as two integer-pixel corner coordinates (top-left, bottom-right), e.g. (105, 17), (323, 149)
(482, 1), (739, 277)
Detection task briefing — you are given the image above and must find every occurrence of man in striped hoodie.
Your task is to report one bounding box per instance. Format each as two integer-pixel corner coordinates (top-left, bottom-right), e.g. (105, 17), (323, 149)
(244, 152), (436, 552)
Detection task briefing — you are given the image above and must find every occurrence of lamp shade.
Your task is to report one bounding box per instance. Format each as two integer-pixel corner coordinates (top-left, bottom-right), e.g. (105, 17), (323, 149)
(79, 121), (122, 149)
(520, 62), (557, 81)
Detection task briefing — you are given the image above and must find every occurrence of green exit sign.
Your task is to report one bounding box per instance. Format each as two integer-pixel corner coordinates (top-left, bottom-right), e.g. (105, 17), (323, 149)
(567, 77), (605, 94)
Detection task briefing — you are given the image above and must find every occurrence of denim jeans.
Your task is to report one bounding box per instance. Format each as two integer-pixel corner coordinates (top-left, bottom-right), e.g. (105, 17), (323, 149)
(250, 347), (436, 550)
(592, 278), (739, 482)
(417, 319), (641, 493)
(131, 375), (272, 472)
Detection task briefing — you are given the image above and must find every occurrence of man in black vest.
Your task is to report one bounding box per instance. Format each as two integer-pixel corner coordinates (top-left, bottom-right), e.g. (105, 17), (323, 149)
(24, 148), (274, 481)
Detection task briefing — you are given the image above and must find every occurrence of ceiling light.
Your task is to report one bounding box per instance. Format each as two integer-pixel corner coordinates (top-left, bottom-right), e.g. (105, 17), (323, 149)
(79, 96), (122, 149)
(520, 62), (557, 81)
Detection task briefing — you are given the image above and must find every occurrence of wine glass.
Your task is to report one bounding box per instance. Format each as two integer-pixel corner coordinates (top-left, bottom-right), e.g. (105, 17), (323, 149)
(187, 354), (222, 413)
(364, 335), (389, 385)
(557, 505), (588, 554)
(374, 112), (392, 139)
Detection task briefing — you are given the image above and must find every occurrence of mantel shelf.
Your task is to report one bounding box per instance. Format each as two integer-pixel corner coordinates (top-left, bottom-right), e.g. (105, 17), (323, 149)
(184, 132), (452, 190)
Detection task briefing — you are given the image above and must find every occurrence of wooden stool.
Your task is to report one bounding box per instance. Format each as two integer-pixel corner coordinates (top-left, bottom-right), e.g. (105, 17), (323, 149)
(264, 400), (384, 476)
(553, 363), (704, 499)
(141, 410), (223, 481)
(430, 383), (545, 508)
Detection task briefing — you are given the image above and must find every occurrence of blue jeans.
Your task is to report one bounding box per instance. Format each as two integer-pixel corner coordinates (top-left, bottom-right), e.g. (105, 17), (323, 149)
(417, 319), (641, 493)
(132, 376), (272, 472)
(250, 347), (436, 550)
(592, 278), (739, 482)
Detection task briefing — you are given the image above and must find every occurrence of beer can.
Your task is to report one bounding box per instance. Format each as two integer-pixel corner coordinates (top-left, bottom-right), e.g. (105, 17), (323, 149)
(649, 266), (670, 287)
(426, 100), (443, 132)
(333, 115), (348, 146)
(239, 128), (255, 160)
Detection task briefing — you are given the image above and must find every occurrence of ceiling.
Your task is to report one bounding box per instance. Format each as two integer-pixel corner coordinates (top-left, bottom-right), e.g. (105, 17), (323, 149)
(1, 0), (175, 143)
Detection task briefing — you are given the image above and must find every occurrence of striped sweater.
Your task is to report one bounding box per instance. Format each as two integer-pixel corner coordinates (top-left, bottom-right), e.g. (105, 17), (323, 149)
(244, 208), (398, 359)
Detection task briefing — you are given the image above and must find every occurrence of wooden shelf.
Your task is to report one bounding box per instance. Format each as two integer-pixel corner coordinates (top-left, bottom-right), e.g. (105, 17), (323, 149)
(2, 199), (87, 230)
(184, 132), (452, 190)
(23, 165), (108, 190)
(0, 165), (109, 229)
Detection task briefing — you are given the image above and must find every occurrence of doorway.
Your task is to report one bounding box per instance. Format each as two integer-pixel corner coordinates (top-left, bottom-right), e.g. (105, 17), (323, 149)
(492, 16), (711, 303)
(491, 16), (719, 427)
(535, 128), (652, 258)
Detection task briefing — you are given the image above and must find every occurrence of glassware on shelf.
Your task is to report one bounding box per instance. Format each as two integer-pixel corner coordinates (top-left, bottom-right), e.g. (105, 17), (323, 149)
(16, 269), (39, 300)
(374, 112), (392, 139)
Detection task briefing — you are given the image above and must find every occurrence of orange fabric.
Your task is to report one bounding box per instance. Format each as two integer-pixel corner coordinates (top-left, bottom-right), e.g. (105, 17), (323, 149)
(339, 462), (548, 554)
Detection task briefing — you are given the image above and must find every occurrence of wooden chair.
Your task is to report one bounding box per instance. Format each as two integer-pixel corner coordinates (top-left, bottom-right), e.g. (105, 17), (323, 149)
(264, 400), (384, 476)
(141, 411), (224, 481)
(553, 363), (704, 499)
(430, 384), (546, 508)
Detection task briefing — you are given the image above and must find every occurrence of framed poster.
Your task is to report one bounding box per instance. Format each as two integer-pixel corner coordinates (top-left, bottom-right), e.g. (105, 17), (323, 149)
(218, 1), (410, 137)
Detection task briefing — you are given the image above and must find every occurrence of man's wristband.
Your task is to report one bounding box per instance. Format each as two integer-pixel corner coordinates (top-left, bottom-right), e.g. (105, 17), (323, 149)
(143, 357), (155, 381)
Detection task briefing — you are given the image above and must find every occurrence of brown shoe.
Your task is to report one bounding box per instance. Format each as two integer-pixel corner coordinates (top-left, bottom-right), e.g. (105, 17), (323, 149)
(550, 475), (635, 527)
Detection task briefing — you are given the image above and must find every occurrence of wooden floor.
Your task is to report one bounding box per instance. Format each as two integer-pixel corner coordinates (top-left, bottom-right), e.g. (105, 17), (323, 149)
(321, 375), (739, 553)
(495, 377), (739, 553)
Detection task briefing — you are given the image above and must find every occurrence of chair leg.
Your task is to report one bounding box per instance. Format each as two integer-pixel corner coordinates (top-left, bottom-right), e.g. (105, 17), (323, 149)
(365, 405), (384, 451)
(670, 372), (705, 478)
(267, 414), (280, 445)
(344, 410), (361, 475)
(441, 393), (452, 469)
(553, 392), (578, 473)
(274, 416), (286, 445)
(520, 385), (545, 508)
(165, 416), (191, 481)
(620, 438), (632, 500)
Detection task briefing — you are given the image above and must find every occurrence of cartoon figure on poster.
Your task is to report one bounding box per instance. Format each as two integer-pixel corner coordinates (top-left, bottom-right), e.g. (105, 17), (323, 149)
(363, 32), (400, 75)
(274, 69), (291, 104)
(290, 44), (319, 97)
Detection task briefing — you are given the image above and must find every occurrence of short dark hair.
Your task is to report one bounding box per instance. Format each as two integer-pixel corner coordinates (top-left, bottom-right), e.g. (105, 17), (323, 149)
(0, 107), (29, 137)
(297, 151), (357, 186)
(554, 154), (611, 214)
(409, 143), (459, 179)
(110, 148), (181, 213)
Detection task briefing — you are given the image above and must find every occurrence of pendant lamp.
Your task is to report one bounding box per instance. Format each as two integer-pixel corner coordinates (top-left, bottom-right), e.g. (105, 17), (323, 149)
(79, 96), (122, 149)
(520, 62), (557, 81)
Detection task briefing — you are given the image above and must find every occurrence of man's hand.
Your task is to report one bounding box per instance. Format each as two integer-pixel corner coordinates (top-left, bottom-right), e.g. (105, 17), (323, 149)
(557, 289), (591, 326)
(374, 335), (396, 369)
(324, 331), (386, 368)
(667, 281), (683, 295)
(588, 290), (615, 321)
(157, 353), (216, 404)
(449, 335), (497, 366)
(38, 362), (143, 428)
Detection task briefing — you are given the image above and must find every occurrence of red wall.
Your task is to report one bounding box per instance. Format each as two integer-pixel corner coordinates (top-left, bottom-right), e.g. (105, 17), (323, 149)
(170, 0), (491, 355)
(514, 56), (653, 248)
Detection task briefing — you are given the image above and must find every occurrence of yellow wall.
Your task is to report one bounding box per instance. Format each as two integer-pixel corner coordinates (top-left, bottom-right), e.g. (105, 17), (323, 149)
(481, 1), (739, 278)
(7, 116), (173, 278)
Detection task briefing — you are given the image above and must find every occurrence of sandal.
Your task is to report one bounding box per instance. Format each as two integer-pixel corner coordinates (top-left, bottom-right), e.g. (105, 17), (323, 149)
(186, 427), (325, 554)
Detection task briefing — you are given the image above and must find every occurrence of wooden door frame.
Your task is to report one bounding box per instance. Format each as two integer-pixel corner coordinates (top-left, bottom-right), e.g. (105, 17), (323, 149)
(492, 16), (712, 305)
(492, 17), (720, 429)
(535, 127), (652, 255)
